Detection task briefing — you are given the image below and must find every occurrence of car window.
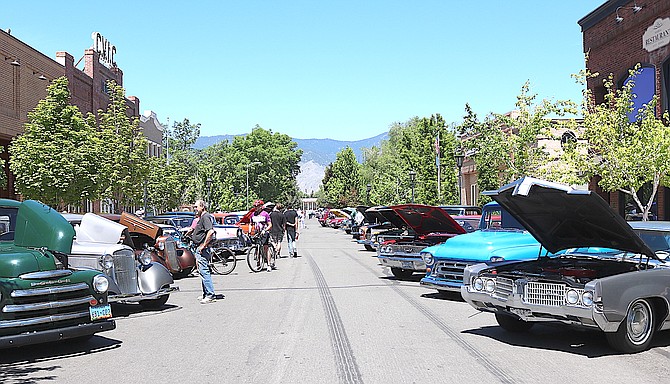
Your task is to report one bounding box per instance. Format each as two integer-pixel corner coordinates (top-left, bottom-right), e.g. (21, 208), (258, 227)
(480, 208), (524, 230)
(0, 208), (18, 241)
(636, 230), (670, 252)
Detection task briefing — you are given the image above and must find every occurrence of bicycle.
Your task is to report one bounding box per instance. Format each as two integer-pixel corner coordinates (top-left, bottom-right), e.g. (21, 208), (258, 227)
(246, 232), (277, 272)
(183, 236), (237, 275)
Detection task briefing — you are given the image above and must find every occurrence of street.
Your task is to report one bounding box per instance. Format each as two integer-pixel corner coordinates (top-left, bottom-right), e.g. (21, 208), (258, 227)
(2, 218), (670, 384)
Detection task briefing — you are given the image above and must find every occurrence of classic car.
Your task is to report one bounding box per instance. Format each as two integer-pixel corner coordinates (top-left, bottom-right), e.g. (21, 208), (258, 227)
(117, 212), (197, 278)
(420, 201), (545, 293)
(357, 206), (408, 252)
(146, 213), (195, 230)
(64, 213), (178, 309)
(461, 177), (670, 353)
(377, 204), (466, 278)
(0, 199), (115, 348)
(440, 205), (482, 216)
(350, 205), (369, 239)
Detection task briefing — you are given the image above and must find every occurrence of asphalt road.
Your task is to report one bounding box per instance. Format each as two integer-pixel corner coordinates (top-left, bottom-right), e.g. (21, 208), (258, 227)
(2, 218), (670, 384)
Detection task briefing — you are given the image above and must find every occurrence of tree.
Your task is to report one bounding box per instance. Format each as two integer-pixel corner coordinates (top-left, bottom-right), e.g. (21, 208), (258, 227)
(571, 68), (670, 221)
(320, 147), (362, 207)
(9, 76), (98, 210)
(97, 80), (150, 212)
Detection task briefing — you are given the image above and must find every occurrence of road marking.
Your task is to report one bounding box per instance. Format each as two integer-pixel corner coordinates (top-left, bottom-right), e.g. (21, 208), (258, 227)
(306, 250), (364, 384)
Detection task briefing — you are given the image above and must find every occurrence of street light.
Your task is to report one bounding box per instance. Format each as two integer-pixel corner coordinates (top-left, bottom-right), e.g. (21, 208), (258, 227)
(408, 170), (416, 203)
(366, 184), (372, 204)
(206, 177), (213, 208)
(454, 151), (465, 205)
(246, 161), (262, 208)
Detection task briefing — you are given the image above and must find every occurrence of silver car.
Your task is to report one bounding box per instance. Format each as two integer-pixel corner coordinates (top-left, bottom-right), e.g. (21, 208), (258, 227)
(461, 177), (670, 353)
(64, 213), (178, 309)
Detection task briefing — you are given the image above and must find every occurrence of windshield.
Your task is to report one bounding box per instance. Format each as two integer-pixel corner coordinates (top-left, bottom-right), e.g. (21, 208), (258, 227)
(0, 208), (18, 241)
(480, 207), (524, 230)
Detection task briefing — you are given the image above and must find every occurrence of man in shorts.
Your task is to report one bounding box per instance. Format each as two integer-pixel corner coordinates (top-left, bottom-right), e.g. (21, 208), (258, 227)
(269, 203), (286, 260)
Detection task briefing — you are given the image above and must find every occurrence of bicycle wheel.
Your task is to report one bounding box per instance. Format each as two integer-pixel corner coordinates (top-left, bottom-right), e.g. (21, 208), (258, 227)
(246, 245), (265, 273)
(210, 248), (236, 275)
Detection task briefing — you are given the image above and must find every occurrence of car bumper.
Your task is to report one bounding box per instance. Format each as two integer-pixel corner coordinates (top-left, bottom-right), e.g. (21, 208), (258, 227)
(0, 320), (116, 349)
(377, 255), (426, 271)
(109, 286), (179, 304)
(420, 275), (462, 292)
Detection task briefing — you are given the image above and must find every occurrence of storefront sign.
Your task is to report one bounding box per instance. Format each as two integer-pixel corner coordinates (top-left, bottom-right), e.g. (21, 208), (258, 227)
(643, 18), (670, 52)
(91, 32), (117, 67)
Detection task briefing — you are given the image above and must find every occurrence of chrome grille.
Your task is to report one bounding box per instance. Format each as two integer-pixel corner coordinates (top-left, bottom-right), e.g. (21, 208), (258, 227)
(389, 245), (425, 256)
(433, 260), (476, 282)
(113, 249), (138, 294)
(0, 282), (93, 329)
(164, 238), (180, 271)
(494, 277), (514, 298)
(524, 282), (566, 307)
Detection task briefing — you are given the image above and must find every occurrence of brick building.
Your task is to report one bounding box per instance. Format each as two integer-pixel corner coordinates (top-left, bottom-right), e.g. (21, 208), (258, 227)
(579, 0), (670, 219)
(1, 29), (164, 205)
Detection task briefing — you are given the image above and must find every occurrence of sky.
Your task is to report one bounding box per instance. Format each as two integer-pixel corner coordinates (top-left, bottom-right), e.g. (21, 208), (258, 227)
(2, 1), (604, 141)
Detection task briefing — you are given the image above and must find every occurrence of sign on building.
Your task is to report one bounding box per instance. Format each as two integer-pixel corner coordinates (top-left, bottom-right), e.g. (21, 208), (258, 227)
(91, 32), (117, 67)
(643, 18), (670, 52)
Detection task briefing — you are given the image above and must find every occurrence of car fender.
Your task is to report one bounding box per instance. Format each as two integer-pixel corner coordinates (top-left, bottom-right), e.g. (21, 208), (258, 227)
(138, 262), (174, 294)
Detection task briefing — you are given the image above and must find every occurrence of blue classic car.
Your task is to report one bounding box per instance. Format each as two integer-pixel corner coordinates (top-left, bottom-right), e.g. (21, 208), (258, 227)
(420, 201), (548, 293)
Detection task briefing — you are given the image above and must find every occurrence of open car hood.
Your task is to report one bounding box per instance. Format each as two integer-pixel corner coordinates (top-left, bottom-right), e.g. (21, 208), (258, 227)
(376, 207), (408, 229)
(390, 204), (466, 236)
(484, 177), (656, 259)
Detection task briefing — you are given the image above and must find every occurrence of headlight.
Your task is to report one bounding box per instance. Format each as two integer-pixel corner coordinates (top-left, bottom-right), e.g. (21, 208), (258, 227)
(420, 252), (434, 265)
(138, 250), (152, 266)
(582, 291), (594, 306)
(484, 279), (495, 293)
(473, 277), (484, 291)
(93, 274), (109, 293)
(157, 241), (165, 251)
(100, 254), (114, 270)
(378, 236), (384, 243)
(566, 289), (579, 305)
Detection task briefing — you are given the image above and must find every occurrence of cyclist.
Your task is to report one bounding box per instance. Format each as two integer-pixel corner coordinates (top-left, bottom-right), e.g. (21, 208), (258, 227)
(251, 199), (273, 272)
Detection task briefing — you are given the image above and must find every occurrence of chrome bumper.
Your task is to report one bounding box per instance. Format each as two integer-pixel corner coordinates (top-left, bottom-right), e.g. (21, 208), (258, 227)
(377, 255), (425, 271)
(108, 286), (179, 304)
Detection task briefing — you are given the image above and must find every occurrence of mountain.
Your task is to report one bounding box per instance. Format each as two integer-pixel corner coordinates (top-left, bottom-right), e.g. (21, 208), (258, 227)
(193, 132), (389, 193)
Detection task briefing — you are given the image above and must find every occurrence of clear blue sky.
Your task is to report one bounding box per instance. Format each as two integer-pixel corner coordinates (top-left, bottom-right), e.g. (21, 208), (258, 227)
(2, 1), (604, 141)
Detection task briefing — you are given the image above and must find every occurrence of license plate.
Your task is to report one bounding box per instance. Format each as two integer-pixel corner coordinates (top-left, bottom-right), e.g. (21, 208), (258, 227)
(401, 261), (413, 269)
(90, 304), (113, 321)
(509, 307), (531, 318)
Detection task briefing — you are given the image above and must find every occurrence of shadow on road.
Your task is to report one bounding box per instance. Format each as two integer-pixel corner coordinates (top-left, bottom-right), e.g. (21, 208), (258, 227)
(111, 303), (182, 318)
(420, 291), (464, 302)
(463, 324), (670, 357)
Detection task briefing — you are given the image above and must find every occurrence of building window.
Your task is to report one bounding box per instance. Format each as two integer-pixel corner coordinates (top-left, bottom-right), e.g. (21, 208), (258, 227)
(621, 65), (655, 122)
(470, 184), (478, 206)
(560, 131), (577, 148)
(663, 57), (670, 113)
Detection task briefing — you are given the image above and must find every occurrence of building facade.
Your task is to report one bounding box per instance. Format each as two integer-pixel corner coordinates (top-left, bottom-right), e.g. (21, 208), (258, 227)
(579, 0), (670, 219)
(1, 29), (140, 199)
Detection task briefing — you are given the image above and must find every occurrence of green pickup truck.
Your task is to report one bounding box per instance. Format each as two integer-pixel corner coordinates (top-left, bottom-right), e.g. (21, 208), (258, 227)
(0, 199), (115, 348)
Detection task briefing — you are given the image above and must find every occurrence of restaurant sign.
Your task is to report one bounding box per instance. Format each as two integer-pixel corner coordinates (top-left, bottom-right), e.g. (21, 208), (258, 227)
(91, 32), (117, 68)
(643, 18), (670, 52)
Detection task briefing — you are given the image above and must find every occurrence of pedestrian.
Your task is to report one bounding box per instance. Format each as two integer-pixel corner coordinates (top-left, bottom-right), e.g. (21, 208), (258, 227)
(269, 203), (286, 259)
(284, 204), (299, 258)
(299, 210), (306, 229)
(251, 200), (273, 272)
(185, 200), (218, 304)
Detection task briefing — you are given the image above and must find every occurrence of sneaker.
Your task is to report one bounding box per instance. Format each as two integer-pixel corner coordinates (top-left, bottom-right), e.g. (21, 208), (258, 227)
(294, 252), (298, 258)
(266, 265), (272, 272)
(271, 265), (277, 270)
(200, 296), (216, 304)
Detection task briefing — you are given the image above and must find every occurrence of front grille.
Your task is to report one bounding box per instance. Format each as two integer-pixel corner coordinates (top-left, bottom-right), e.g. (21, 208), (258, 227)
(494, 277), (514, 298)
(113, 249), (138, 294)
(389, 245), (425, 256)
(433, 260), (476, 282)
(524, 282), (566, 306)
(0, 282), (94, 332)
(164, 238), (180, 271)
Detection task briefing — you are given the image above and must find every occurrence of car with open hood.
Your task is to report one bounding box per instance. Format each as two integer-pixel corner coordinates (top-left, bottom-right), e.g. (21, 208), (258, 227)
(420, 201), (545, 293)
(357, 206), (408, 252)
(461, 177), (670, 353)
(377, 204), (467, 278)
(64, 213), (178, 309)
(0, 200), (115, 348)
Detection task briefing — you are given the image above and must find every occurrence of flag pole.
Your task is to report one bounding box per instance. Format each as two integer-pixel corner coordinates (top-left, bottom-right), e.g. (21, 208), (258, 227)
(436, 132), (440, 204)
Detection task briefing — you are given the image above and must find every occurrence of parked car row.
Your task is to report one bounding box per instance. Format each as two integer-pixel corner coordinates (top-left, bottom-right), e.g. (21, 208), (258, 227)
(323, 177), (670, 354)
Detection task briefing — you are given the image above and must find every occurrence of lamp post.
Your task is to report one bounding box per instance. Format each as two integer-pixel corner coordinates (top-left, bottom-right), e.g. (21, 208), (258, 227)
(408, 170), (416, 203)
(366, 184), (372, 204)
(246, 161), (262, 208)
(206, 177), (213, 208)
(454, 152), (465, 205)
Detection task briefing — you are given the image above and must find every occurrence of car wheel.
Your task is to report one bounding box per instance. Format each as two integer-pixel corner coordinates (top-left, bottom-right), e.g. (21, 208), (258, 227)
(140, 295), (169, 310)
(390, 267), (413, 279)
(606, 298), (655, 353)
(495, 313), (534, 332)
(364, 244), (375, 252)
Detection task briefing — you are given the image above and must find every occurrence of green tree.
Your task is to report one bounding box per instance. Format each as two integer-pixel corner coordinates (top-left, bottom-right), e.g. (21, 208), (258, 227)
(97, 80), (150, 212)
(570, 68), (670, 221)
(320, 147), (362, 207)
(9, 76), (98, 210)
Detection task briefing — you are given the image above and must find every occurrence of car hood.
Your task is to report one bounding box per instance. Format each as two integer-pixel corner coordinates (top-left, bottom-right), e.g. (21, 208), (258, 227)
(484, 177), (656, 259)
(422, 230), (543, 261)
(390, 204), (466, 236)
(363, 206), (405, 229)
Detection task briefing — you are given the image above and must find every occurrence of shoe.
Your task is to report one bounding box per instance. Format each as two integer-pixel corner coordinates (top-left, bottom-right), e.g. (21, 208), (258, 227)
(266, 266), (272, 272)
(294, 252), (298, 258)
(271, 265), (277, 270)
(200, 296), (216, 304)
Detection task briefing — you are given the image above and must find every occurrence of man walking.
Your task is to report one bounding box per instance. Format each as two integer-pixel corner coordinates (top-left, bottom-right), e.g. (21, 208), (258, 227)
(284, 204), (299, 258)
(269, 203), (286, 260)
(187, 200), (218, 304)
